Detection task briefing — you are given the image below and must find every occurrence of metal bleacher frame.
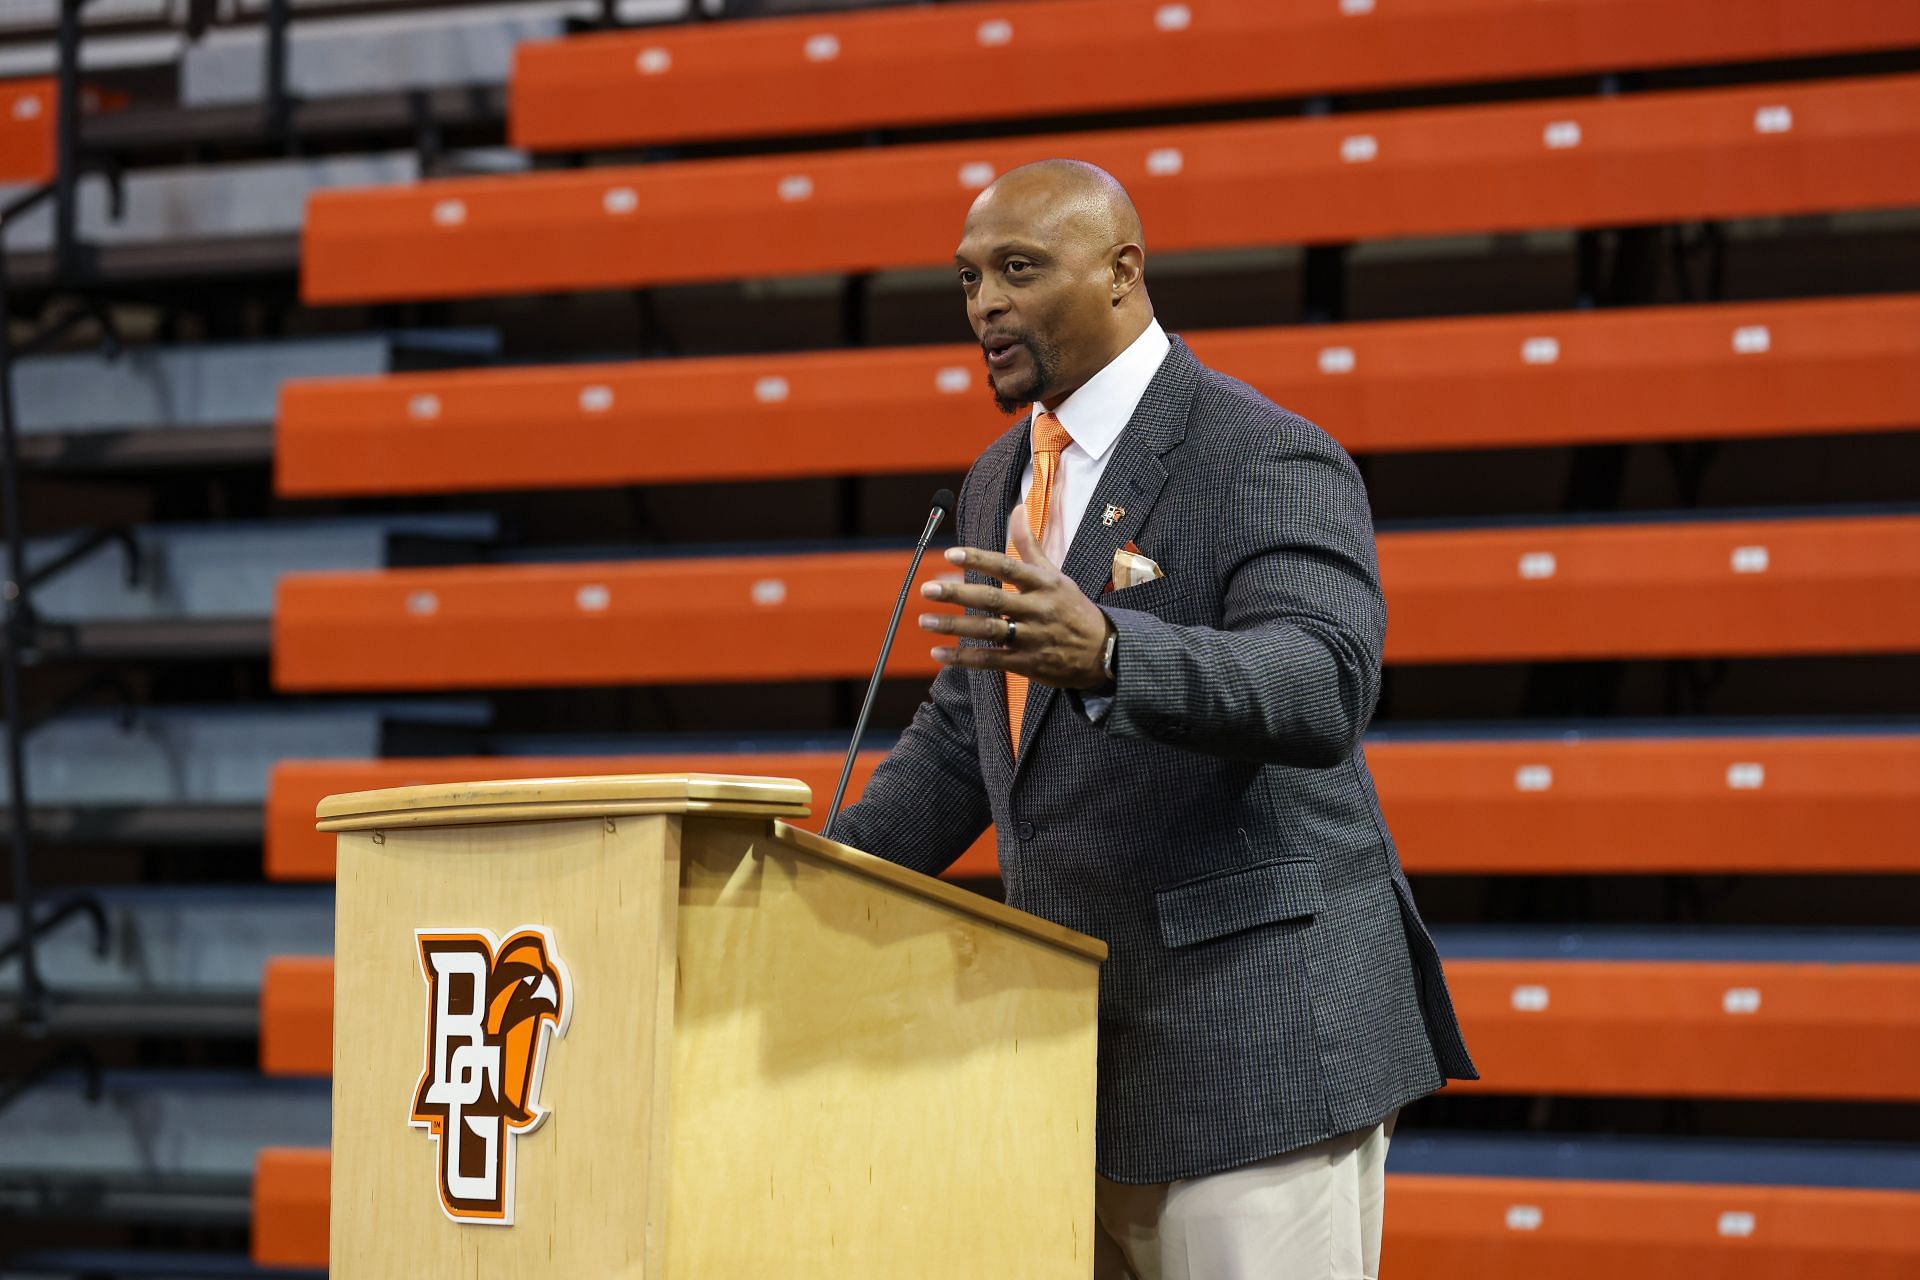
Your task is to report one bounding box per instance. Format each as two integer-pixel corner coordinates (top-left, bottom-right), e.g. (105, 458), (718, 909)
(0, 0), (470, 1164)
(1, 0), (129, 1039)
(0, 0), (501, 1040)
(0, 6), (526, 1266)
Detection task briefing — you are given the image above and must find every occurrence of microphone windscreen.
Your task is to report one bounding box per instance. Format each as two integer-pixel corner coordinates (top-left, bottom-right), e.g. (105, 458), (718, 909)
(930, 488), (957, 521)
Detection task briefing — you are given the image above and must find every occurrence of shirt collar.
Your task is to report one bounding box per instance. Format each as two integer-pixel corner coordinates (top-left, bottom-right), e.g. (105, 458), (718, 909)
(1033, 318), (1171, 464)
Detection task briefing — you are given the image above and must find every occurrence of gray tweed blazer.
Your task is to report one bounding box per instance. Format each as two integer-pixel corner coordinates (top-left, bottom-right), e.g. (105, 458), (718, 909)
(833, 334), (1476, 1184)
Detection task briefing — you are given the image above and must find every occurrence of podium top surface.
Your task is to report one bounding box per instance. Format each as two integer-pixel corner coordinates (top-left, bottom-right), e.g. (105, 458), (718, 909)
(315, 771), (812, 830)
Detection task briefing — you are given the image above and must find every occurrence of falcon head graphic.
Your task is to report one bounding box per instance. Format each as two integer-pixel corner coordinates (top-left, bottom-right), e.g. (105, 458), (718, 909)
(484, 930), (567, 1128)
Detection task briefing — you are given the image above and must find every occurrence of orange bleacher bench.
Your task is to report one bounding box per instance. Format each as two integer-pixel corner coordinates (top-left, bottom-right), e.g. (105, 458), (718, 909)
(264, 734), (1920, 881)
(304, 73), (1920, 304)
(252, 1150), (1920, 1276)
(1376, 514), (1920, 664)
(510, 0), (1920, 152)
(270, 514), (1920, 690)
(274, 548), (955, 690)
(1448, 959), (1920, 1101)
(1363, 734), (1920, 875)
(0, 79), (54, 185)
(276, 295), (1920, 498)
(258, 951), (1920, 1098)
(259, 957), (334, 1079)
(251, 1147), (331, 1270)
(1385, 1174), (1920, 1279)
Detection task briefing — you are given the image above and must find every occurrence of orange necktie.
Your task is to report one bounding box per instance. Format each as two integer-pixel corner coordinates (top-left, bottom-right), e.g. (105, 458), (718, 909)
(1006, 410), (1073, 753)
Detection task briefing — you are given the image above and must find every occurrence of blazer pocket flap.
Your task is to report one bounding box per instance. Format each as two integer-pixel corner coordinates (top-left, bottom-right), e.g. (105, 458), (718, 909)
(1102, 572), (1181, 604)
(1155, 857), (1325, 949)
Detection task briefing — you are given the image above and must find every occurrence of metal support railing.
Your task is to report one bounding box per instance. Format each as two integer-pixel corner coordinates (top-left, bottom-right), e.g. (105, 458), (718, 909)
(0, 1043), (104, 1117)
(264, 0), (295, 150)
(0, 894), (108, 973)
(23, 525), (142, 597)
(1, 0), (115, 1035)
(1, 183), (54, 1030)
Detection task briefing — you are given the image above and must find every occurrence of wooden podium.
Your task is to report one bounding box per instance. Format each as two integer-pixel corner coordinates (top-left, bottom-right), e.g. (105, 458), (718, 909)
(317, 773), (1105, 1278)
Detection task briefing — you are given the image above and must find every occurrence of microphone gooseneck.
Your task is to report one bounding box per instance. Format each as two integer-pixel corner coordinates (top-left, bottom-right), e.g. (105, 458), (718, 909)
(821, 488), (956, 842)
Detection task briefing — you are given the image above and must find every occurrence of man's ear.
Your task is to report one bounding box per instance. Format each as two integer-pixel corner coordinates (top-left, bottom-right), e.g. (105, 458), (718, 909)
(1110, 244), (1145, 307)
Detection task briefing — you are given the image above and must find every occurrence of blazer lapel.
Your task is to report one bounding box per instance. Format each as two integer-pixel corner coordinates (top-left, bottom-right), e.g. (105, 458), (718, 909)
(1011, 337), (1198, 771)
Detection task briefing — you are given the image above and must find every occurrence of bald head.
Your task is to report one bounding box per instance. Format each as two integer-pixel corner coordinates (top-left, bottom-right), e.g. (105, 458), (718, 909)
(981, 159), (1145, 252)
(954, 159), (1152, 414)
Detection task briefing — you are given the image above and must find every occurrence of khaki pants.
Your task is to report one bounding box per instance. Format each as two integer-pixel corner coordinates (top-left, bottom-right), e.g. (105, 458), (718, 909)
(1093, 1116), (1395, 1280)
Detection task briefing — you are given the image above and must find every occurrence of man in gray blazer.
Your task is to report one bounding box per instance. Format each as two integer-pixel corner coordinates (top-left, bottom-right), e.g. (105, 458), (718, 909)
(830, 159), (1475, 1279)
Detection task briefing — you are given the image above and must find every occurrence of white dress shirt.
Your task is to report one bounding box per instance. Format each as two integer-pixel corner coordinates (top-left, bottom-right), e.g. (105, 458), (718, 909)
(1020, 318), (1172, 565)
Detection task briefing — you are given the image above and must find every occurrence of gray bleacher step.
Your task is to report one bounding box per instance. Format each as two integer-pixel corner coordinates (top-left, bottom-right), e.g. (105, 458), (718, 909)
(16, 424), (277, 473)
(11, 331), (500, 474)
(27, 802), (263, 846)
(20, 513), (499, 643)
(1432, 924), (1920, 966)
(183, 0), (688, 108)
(3, 1248), (321, 1280)
(0, 886), (333, 1001)
(0, 1070), (330, 1182)
(183, 1), (591, 105)
(0, 1), (182, 78)
(0, 698), (493, 809)
(0, 147), (524, 286)
(0, 0), (172, 37)
(0, 152), (421, 253)
(2, 233), (305, 291)
(1390, 1131), (1920, 1192)
(82, 85), (507, 160)
(0, 990), (258, 1038)
(0, 1172), (256, 1233)
(28, 618), (275, 661)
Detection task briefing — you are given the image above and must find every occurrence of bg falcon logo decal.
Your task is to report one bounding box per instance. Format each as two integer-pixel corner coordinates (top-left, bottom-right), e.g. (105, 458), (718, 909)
(409, 926), (570, 1225)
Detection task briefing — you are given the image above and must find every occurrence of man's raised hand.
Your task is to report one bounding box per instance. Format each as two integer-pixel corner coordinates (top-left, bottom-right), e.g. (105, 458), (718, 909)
(917, 504), (1113, 690)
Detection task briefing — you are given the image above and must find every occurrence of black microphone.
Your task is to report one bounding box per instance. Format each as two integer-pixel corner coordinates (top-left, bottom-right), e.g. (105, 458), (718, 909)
(821, 487), (956, 842)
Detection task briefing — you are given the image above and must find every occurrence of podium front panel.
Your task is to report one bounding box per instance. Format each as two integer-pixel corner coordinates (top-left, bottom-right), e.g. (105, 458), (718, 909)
(329, 813), (680, 1278)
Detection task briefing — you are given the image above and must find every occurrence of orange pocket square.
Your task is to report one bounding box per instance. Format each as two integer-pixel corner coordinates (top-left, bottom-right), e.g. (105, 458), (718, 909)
(1103, 542), (1165, 594)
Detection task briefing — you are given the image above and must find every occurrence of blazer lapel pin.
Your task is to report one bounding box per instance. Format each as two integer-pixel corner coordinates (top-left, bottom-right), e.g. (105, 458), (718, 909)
(1102, 503), (1126, 527)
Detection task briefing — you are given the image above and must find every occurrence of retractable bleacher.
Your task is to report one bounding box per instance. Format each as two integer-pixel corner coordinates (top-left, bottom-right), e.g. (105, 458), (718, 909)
(246, 716), (1920, 1267)
(5, 0), (1914, 1274)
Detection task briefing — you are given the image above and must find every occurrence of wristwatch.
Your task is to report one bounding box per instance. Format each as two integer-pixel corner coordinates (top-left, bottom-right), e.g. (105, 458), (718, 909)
(1101, 625), (1119, 683)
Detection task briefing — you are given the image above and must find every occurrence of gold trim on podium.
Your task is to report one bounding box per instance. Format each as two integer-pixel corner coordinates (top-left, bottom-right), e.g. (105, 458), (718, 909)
(317, 771), (812, 828)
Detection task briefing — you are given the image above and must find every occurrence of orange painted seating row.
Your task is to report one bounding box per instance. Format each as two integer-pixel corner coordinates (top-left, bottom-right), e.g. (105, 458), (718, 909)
(253, 1149), (1920, 1275)
(263, 733), (1920, 882)
(269, 514), (1920, 690)
(275, 294), (1920, 497)
(303, 74), (1920, 304)
(509, 0), (1920, 152)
